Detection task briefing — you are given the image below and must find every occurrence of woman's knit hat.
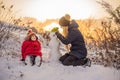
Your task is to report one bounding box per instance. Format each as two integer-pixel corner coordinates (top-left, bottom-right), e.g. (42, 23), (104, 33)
(59, 14), (71, 26)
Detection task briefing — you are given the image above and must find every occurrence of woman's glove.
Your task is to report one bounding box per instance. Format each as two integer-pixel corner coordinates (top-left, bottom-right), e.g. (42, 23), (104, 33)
(51, 27), (59, 32)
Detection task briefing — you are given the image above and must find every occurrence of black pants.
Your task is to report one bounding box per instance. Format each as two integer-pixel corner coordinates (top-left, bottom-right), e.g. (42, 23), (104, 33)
(59, 54), (87, 66)
(30, 55), (36, 66)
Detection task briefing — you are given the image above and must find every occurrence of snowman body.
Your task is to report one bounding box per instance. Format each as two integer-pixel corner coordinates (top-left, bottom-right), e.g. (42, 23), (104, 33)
(49, 32), (61, 62)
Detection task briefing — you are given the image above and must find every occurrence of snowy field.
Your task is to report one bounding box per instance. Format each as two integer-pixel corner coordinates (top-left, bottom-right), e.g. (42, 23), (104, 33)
(0, 56), (120, 80)
(0, 22), (120, 80)
(0, 33), (119, 80)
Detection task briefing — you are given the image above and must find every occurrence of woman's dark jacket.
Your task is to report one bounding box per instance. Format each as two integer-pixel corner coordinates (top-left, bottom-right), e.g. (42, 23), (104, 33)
(56, 20), (87, 59)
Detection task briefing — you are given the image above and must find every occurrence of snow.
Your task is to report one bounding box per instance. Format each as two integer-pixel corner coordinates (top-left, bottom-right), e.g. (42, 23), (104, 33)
(48, 32), (61, 62)
(0, 56), (120, 80)
(0, 22), (120, 80)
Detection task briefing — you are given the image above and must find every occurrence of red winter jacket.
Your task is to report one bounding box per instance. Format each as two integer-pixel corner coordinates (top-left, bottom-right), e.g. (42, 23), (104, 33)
(21, 40), (42, 60)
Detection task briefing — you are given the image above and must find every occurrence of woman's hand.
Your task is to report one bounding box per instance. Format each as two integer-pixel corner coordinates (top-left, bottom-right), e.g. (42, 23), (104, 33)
(51, 27), (59, 32)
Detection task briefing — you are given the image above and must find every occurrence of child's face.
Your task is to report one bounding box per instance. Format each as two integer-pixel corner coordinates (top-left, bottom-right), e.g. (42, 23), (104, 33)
(31, 35), (36, 41)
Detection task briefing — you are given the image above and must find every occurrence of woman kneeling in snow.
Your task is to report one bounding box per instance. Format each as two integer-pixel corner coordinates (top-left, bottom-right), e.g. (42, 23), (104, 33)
(21, 31), (42, 66)
(55, 14), (91, 66)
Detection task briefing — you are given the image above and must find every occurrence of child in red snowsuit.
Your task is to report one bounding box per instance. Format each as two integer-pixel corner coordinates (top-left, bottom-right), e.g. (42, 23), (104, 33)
(21, 31), (42, 65)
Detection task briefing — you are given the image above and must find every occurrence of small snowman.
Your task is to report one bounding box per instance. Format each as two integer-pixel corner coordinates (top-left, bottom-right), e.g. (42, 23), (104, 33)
(49, 32), (61, 62)
(48, 27), (67, 62)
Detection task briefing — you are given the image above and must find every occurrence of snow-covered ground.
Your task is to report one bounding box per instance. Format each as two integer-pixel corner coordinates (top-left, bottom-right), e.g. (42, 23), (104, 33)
(0, 56), (120, 80)
(0, 22), (120, 80)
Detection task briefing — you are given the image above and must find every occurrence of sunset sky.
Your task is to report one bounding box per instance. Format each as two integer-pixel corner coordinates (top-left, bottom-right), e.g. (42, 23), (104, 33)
(4, 0), (120, 21)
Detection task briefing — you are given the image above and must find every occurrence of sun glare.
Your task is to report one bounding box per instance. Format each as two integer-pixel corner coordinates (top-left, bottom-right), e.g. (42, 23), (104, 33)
(44, 22), (63, 33)
(22, 0), (100, 21)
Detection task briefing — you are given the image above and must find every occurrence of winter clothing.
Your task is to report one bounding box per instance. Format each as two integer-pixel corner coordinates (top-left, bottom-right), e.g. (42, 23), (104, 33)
(51, 27), (59, 32)
(59, 14), (70, 26)
(25, 29), (37, 40)
(21, 40), (42, 60)
(27, 29), (32, 35)
(59, 53), (88, 66)
(59, 53), (76, 65)
(30, 55), (36, 66)
(59, 17), (70, 26)
(56, 20), (87, 59)
(27, 32), (35, 37)
(62, 55), (77, 66)
(73, 58), (88, 66)
(59, 53), (70, 62)
(20, 59), (25, 61)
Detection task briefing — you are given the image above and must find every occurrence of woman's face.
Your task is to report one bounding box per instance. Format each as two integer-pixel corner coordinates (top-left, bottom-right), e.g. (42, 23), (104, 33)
(31, 35), (36, 41)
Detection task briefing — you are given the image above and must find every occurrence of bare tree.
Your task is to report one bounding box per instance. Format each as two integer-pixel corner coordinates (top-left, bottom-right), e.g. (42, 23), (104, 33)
(0, 1), (17, 23)
(97, 0), (120, 25)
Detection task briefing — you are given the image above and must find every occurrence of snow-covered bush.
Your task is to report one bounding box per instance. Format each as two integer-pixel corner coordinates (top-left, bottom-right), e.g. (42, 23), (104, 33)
(0, 21), (28, 57)
(89, 50), (120, 69)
